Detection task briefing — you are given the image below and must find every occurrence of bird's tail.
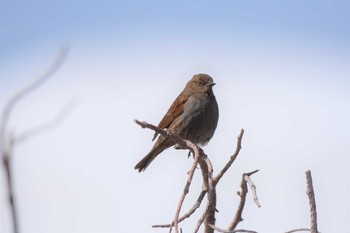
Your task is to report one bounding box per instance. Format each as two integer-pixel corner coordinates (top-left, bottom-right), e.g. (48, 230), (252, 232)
(134, 138), (173, 172)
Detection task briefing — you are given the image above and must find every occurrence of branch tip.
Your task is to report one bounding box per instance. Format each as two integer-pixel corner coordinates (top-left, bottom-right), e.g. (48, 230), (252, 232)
(244, 169), (259, 177)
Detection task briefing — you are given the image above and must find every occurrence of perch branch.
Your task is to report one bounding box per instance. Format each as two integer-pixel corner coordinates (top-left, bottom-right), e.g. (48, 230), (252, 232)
(134, 119), (206, 233)
(135, 122), (250, 233)
(201, 129), (246, 233)
(170, 144), (202, 233)
(134, 119), (190, 151)
(196, 129), (248, 233)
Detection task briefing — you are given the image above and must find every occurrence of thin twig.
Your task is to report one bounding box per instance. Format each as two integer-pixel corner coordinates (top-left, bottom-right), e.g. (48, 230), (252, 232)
(194, 203), (209, 233)
(227, 170), (260, 231)
(214, 129), (244, 185)
(15, 97), (79, 144)
(207, 224), (258, 233)
(2, 142), (17, 233)
(305, 170), (318, 233)
(285, 229), (311, 233)
(244, 170), (261, 208)
(152, 189), (207, 228)
(194, 129), (246, 233)
(135, 119), (206, 233)
(203, 156), (217, 233)
(170, 144), (202, 233)
(204, 157), (215, 210)
(134, 119), (190, 151)
(135, 122), (251, 233)
(0, 45), (70, 233)
(0, 45), (70, 152)
(153, 151), (213, 231)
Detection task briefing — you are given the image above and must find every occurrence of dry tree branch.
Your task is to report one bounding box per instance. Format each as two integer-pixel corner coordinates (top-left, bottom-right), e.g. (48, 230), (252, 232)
(202, 156), (217, 233)
(305, 170), (318, 233)
(152, 190), (207, 228)
(152, 158), (212, 231)
(15, 97), (79, 144)
(150, 151), (208, 229)
(134, 119), (205, 233)
(2, 139), (17, 233)
(228, 170), (260, 230)
(286, 170), (319, 233)
(194, 203), (209, 233)
(214, 129), (244, 185)
(134, 121), (250, 233)
(244, 171), (261, 208)
(203, 157), (215, 208)
(199, 171), (258, 233)
(2, 98), (77, 233)
(152, 189), (207, 228)
(285, 229), (311, 233)
(162, 129), (247, 233)
(202, 129), (246, 233)
(207, 224), (258, 233)
(0, 45), (70, 152)
(170, 144), (202, 233)
(0, 45), (70, 233)
(134, 120), (191, 151)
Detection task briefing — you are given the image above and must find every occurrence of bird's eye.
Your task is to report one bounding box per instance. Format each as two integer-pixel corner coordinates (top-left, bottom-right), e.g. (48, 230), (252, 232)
(197, 80), (205, 86)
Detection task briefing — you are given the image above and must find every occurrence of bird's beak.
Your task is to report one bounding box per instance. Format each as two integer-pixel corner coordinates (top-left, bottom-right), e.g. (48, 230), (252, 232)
(210, 82), (216, 87)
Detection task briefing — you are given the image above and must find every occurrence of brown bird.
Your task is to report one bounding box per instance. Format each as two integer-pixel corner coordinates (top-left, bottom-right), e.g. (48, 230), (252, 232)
(135, 74), (219, 172)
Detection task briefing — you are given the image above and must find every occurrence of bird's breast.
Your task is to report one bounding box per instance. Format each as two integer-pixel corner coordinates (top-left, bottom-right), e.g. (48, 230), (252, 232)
(171, 95), (219, 145)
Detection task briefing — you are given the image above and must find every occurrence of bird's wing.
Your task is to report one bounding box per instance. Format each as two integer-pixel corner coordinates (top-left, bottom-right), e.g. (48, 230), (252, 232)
(152, 93), (189, 141)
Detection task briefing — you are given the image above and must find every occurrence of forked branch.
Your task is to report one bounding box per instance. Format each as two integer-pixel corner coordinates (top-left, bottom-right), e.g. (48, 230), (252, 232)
(1, 45), (70, 233)
(135, 120), (251, 233)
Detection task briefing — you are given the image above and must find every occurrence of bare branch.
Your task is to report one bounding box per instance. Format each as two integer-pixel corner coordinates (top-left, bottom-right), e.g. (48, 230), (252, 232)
(1, 45), (70, 233)
(305, 170), (318, 233)
(227, 170), (260, 231)
(152, 190), (207, 228)
(194, 203), (209, 233)
(201, 129), (247, 233)
(214, 129), (244, 185)
(135, 119), (206, 233)
(152, 157), (211, 231)
(243, 170), (261, 208)
(285, 171), (321, 233)
(134, 123), (252, 233)
(207, 224), (258, 233)
(2, 149), (18, 233)
(285, 229), (311, 233)
(0, 45), (70, 152)
(203, 156), (217, 233)
(204, 157), (215, 210)
(15, 97), (80, 144)
(134, 119), (191, 150)
(170, 144), (202, 233)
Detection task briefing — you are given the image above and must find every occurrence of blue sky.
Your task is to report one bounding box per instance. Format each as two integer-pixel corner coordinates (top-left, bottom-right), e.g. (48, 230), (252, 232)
(1, 1), (349, 233)
(1, 0), (349, 58)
